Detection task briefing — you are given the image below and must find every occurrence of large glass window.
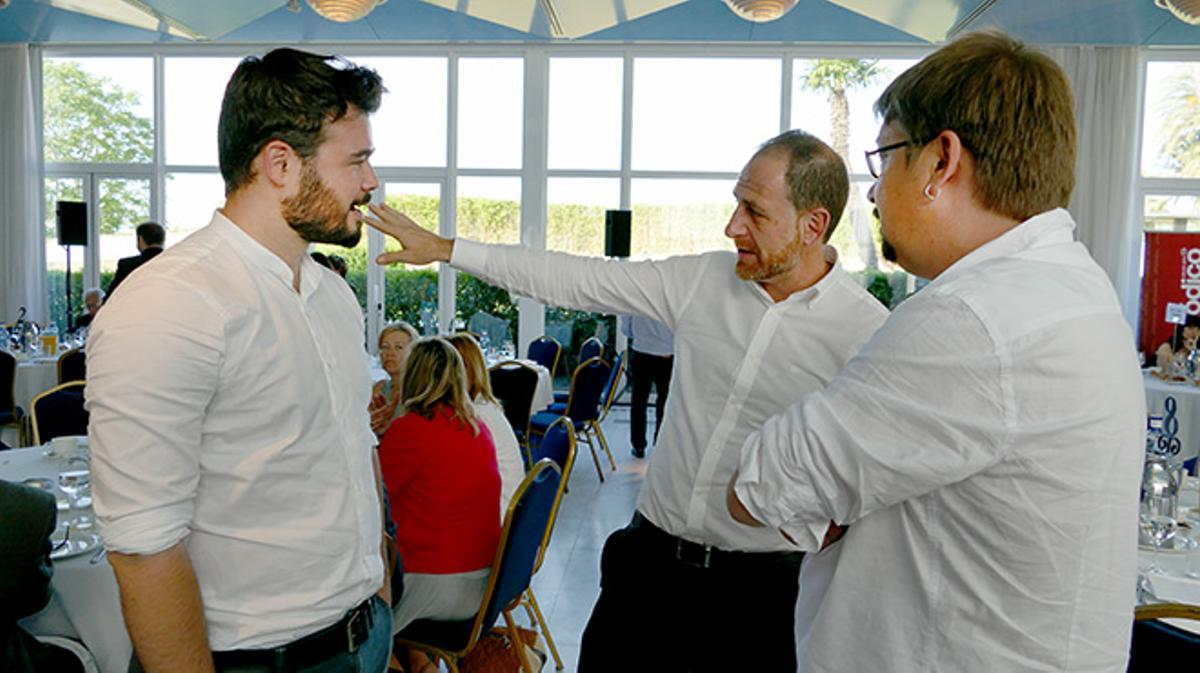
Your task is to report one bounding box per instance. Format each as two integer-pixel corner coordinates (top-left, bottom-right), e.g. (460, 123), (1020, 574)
(43, 57), (154, 164)
(359, 57), (448, 167)
(164, 58), (240, 166)
(1143, 62), (1200, 179)
(458, 58), (523, 169)
(630, 178), (735, 258)
(632, 58), (780, 173)
(382, 182), (441, 335)
(1144, 194), (1200, 232)
(548, 58), (623, 171)
(456, 177), (520, 345)
(97, 177), (152, 278)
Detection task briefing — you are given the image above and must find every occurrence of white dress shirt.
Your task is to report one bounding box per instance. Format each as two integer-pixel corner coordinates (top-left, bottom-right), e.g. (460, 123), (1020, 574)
(87, 211), (384, 651)
(474, 397), (526, 514)
(452, 240), (888, 552)
(735, 209), (1144, 672)
(620, 314), (675, 357)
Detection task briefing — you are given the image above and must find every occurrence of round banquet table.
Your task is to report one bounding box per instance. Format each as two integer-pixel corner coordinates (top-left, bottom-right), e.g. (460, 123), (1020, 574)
(1144, 372), (1200, 468)
(2, 446), (132, 673)
(15, 355), (59, 410)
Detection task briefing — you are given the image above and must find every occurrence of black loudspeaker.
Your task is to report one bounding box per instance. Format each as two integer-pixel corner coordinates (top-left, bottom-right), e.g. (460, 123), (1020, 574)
(605, 209), (631, 258)
(56, 201), (87, 246)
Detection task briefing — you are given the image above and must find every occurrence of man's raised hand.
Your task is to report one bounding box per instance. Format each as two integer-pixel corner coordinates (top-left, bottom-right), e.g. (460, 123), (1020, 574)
(365, 203), (454, 266)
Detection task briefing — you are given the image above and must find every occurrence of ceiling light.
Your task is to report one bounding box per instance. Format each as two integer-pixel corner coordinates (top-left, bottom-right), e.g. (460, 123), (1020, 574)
(722, 0), (798, 23)
(305, 0), (387, 23)
(1157, 0), (1200, 25)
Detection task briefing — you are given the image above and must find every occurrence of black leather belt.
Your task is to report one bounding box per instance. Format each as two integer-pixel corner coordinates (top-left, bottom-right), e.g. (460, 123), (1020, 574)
(211, 598), (375, 671)
(630, 512), (803, 571)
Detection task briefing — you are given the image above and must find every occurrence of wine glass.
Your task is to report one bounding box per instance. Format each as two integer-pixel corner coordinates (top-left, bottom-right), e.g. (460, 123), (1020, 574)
(58, 457), (92, 529)
(1142, 494), (1178, 574)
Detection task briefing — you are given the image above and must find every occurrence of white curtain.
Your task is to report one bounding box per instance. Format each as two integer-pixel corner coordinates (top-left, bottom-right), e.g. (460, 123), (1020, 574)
(0, 44), (47, 325)
(1050, 46), (1143, 327)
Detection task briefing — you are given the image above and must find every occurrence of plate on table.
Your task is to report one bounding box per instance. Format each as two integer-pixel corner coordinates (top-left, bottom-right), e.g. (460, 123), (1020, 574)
(49, 526), (102, 561)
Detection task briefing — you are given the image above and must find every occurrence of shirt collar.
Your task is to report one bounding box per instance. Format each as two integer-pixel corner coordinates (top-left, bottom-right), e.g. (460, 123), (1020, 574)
(931, 208), (1076, 286)
(752, 245), (845, 307)
(209, 210), (325, 298)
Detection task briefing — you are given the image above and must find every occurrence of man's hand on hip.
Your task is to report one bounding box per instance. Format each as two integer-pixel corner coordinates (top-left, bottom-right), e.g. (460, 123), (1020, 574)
(366, 203), (454, 266)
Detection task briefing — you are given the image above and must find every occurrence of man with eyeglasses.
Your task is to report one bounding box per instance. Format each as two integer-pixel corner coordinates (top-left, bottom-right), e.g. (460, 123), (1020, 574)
(366, 129), (888, 672)
(729, 31), (1143, 672)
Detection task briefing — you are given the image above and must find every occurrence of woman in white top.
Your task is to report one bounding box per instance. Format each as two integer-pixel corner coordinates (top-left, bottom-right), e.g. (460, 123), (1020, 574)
(447, 332), (525, 513)
(370, 321), (419, 435)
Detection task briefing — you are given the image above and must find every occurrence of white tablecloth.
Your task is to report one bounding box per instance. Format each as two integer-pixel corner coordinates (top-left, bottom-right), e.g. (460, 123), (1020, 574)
(1138, 478), (1200, 634)
(15, 357), (59, 412)
(1145, 372), (1200, 467)
(526, 360), (554, 412)
(2, 446), (131, 673)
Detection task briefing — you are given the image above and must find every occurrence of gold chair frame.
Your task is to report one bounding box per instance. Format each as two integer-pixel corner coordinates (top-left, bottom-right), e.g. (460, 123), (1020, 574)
(30, 380), (86, 446)
(516, 416), (577, 670)
(395, 459), (563, 673)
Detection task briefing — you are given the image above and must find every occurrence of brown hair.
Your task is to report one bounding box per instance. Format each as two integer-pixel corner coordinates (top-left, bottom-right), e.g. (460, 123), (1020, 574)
(874, 31), (1076, 221)
(218, 48), (384, 195)
(400, 337), (478, 434)
(756, 130), (849, 242)
(446, 333), (497, 405)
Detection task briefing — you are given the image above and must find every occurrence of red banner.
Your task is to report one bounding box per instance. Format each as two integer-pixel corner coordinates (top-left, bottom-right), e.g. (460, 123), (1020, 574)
(1140, 231), (1200, 356)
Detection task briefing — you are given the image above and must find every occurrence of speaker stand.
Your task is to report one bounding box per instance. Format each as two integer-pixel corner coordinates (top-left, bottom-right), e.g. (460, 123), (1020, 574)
(64, 244), (73, 332)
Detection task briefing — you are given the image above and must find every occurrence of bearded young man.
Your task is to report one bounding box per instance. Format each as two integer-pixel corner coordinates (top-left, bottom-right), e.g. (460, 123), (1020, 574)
(364, 130), (888, 672)
(87, 48), (393, 673)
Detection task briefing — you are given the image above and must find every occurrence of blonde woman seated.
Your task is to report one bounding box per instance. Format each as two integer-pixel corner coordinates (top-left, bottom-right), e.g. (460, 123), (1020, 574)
(370, 321), (419, 435)
(379, 338), (500, 670)
(447, 333), (526, 512)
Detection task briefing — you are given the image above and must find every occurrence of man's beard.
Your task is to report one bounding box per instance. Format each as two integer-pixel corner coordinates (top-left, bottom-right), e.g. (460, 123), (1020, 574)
(875, 208), (897, 263)
(734, 232), (806, 282)
(282, 162), (370, 247)
(881, 238), (897, 263)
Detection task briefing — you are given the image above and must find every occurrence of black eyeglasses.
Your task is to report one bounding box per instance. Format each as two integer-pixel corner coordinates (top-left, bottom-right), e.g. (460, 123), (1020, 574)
(864, 139), (923, 179)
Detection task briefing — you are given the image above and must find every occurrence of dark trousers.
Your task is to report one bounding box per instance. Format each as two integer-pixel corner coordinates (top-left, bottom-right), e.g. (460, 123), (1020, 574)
(630, 350), (673, 450)
(578, 514), (802, 673)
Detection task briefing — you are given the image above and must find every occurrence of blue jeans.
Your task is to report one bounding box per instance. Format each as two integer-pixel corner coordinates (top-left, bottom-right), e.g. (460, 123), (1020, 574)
(296, 596), (393, 673)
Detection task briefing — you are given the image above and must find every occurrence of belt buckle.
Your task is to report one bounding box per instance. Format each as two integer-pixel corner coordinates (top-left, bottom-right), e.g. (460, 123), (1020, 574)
(675, 538), (713, 569)
(345, 602), (369, 654)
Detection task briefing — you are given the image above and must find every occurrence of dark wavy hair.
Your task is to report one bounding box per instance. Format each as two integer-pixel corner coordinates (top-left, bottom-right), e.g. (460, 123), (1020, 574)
(218, 48), (384, 195)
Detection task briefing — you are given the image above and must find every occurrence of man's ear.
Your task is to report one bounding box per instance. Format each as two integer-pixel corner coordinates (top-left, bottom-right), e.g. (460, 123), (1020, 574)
(925, 130), (965, 196)
(258, 140), (300, 190)
(800, 208), (831, 245)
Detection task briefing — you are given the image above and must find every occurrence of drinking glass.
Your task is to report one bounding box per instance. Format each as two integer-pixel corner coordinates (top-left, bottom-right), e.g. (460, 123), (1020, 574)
(57, 456), (93, 529)
(1142, 493), (1178, 574)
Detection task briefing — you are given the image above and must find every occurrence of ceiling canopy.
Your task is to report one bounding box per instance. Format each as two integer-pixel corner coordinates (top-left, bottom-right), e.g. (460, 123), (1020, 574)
(0, 0), (1197, 45)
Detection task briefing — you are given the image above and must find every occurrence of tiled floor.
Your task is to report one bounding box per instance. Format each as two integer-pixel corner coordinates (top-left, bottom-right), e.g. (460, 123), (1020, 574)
(518, 404), (648, 672)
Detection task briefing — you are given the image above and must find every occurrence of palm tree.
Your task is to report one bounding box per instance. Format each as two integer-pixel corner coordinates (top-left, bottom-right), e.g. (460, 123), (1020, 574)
(799, 59), (883, 268)
(1158, 63), (1200, 177)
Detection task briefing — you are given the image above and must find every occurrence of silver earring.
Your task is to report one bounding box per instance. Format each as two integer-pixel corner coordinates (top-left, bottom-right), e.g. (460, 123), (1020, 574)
(923, 184), (939, 201)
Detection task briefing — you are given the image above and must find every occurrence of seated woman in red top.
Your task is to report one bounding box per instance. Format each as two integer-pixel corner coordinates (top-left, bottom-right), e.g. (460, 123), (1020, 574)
(378, 337), (501, 650)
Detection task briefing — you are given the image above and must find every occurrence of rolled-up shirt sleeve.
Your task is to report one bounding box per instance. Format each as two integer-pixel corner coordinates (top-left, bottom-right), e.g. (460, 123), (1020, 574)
(734, 294), (1012, 536)
(86, 276), (224, 555)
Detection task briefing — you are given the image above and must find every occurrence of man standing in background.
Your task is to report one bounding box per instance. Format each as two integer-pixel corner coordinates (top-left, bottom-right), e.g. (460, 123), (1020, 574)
(619, 314), (674, 459)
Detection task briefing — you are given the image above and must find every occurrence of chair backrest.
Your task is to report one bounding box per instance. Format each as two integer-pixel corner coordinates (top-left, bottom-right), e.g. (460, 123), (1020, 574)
(597, 350), (626, 422)
(528, 417), (576, 572)
(0, 350), (17, 414)
(488, 360), (540, 437)
(57, 349), (86, 384)
(1129, 603), (1200, 672)
(31, 380), (87, 446)
(564, 356), (610, 424)
(578, 336), (604, 364)
(468, 459), (562, 648)
(526, 336), (562, 377)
